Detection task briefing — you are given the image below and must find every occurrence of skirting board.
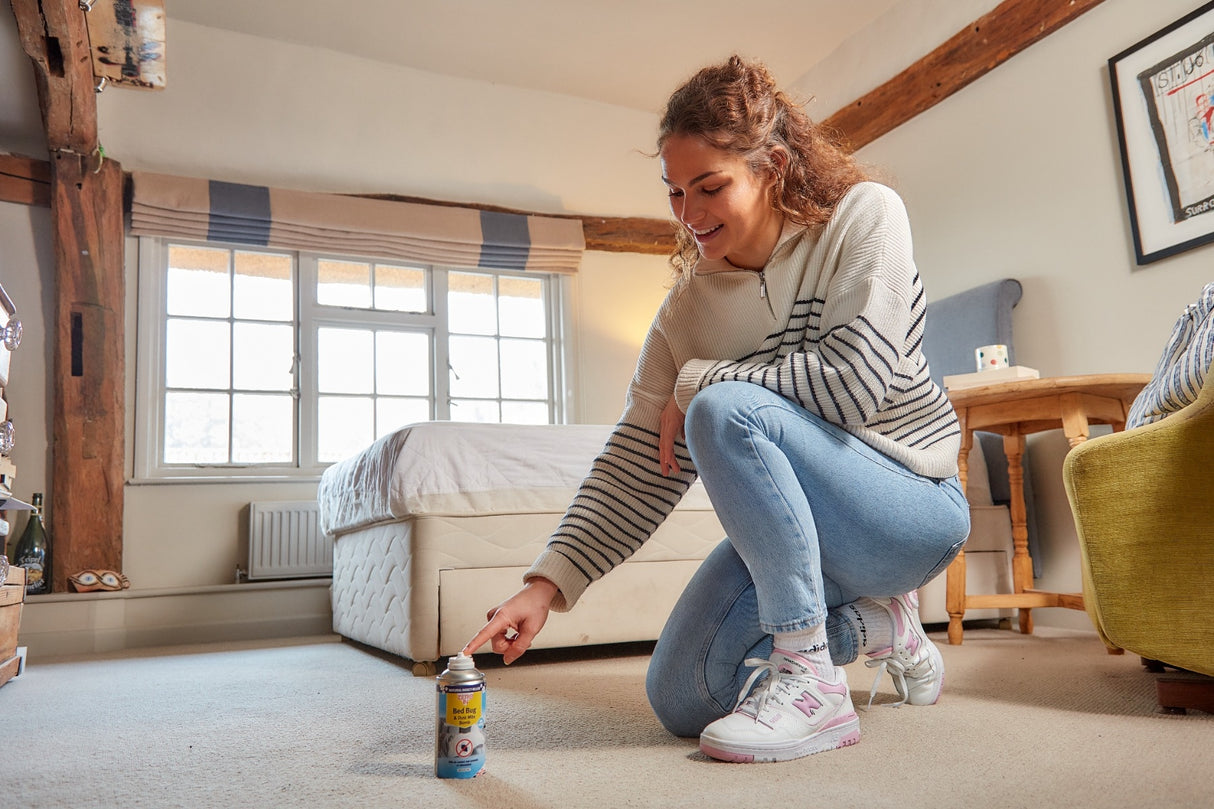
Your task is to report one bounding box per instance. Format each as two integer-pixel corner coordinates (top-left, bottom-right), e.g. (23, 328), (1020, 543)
(16, 580), (333, 658)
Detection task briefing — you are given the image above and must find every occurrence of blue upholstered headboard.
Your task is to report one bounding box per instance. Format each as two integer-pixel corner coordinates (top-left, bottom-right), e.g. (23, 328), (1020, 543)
(922, 278), (1023, 388)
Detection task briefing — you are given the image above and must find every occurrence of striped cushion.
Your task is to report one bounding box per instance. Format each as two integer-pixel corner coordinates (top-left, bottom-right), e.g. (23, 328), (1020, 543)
(1128, 282), (1214, 427)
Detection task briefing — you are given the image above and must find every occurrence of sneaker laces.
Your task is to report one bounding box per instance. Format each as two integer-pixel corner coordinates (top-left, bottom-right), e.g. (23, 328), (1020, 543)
(731, 657), (787, 717)
(862, 658), (908, 710)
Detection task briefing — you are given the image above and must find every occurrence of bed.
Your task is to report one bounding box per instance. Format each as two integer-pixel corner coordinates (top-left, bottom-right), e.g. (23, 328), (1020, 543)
(320, 279), (1027, 674)
(317, 421), (725, 674)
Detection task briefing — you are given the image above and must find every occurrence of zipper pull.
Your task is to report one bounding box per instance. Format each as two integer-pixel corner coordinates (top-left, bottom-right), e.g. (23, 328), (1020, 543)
(758, 270), (775, 318)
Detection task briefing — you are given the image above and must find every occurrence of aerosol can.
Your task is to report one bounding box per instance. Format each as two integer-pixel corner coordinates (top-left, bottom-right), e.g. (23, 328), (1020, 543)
(434, 653), (486, 778)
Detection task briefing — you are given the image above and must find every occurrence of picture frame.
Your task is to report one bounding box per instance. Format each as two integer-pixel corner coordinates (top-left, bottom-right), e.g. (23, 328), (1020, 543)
(1110, 1), (1214, 265)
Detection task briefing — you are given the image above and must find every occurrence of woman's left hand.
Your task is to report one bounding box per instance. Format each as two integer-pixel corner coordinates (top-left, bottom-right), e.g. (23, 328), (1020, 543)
(659, 395), (684, 476)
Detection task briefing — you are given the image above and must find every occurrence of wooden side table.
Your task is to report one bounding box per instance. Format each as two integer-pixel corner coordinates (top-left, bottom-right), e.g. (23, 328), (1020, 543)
(944, 373), (1151, 645)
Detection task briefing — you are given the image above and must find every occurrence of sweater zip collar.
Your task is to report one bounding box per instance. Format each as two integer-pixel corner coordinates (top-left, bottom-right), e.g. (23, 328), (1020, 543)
(757, 269), (775, 319)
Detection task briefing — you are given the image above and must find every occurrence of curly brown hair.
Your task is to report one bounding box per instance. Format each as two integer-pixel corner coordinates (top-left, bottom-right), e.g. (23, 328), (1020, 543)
(658, 55), (869, 281)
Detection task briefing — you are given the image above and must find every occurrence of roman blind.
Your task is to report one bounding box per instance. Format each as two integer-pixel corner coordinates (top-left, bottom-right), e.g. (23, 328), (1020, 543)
(128, 171), (585, 274)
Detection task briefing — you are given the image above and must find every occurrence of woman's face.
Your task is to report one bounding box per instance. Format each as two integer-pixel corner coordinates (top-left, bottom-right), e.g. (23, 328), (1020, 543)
(660, 133), (783, 271)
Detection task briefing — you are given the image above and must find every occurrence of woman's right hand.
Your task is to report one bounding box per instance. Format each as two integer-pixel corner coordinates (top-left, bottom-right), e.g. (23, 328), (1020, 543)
(462, 578), (559, 665)
(659, 395), (685, 476)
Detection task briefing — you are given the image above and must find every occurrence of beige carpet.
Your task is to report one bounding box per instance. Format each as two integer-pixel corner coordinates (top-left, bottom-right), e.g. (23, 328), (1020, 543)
(3, 626), (1211, 809)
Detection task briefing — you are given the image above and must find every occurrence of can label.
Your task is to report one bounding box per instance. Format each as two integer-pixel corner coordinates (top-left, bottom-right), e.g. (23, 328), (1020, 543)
(435, 681), (486, 778)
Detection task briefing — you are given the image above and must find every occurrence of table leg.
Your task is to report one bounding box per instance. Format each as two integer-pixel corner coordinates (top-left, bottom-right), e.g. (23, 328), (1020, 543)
(1003, 432), (1034, 635)
(1060, 393), (1092, 448)
(947, 422), (972, 645)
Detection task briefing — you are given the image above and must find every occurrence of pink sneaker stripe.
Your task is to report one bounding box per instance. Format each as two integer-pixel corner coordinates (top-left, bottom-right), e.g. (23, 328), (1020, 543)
(819, 680), (849, 697)
(823, 712), (859, 731)
(699, 743), (754, 763)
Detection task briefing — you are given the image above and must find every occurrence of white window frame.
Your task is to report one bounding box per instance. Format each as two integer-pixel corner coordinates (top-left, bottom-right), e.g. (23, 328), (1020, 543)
(134, 236), (573, 481)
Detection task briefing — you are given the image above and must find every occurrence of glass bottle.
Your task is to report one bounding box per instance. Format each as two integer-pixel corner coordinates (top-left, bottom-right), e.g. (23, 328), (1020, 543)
(13, 492), (50, 595)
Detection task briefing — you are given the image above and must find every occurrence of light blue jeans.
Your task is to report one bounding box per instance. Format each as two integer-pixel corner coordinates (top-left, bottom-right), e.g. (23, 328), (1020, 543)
(646, 382), (970, 737)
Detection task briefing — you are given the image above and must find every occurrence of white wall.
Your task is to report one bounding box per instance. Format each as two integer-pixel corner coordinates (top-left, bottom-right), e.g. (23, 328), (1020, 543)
(812, 0), (1213, 627)
(88, 22), (670, 590)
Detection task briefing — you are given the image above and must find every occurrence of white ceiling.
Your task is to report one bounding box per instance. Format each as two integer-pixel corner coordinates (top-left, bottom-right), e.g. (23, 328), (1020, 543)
(166, 0), (907, 113)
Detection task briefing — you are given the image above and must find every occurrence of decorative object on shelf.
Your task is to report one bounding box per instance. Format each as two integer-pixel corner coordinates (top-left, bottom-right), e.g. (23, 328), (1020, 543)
(0, 555), (7, 586)
(0, 280), (18, 389)
(12, 492), (50, 595)
(1110, 1), (1214, 265)
(68, 569), (131, 592)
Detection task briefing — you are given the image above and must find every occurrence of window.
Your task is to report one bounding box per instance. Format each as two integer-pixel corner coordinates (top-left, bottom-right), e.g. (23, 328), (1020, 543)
(136, 238), (569, 479)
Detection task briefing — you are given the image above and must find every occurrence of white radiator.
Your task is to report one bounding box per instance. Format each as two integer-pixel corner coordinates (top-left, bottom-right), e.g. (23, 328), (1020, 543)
(247, 501), (332, 580)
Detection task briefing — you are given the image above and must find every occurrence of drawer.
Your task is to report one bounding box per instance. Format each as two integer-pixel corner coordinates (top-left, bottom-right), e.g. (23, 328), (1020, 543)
(0, 601), (22, 660)
(0, 563), (25, 606)
(1, 564), (24, 661)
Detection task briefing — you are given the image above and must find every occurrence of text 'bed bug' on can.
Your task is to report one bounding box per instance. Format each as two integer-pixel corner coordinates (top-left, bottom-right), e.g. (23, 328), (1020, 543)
(435, 653), (487, 778)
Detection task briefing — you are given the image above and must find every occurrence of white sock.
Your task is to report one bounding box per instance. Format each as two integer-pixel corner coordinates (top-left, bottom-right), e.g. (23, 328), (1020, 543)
(773, 623), (832, 672)
(843, 598), (894, 655)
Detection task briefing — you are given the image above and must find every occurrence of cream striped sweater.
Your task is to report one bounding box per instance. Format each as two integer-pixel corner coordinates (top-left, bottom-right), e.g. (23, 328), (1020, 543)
(527, 182), (960, 610)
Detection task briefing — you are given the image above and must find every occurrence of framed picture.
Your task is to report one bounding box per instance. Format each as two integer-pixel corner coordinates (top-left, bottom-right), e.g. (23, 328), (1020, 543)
(1110, 1), (1214, 265)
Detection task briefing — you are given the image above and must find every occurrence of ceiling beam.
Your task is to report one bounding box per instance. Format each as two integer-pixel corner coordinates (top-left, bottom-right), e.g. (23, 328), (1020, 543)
(0, 153), (51, 206)
(9, 0), (99, 153)
(355, 192), (675, 256)
(821, 0), (1107, 151)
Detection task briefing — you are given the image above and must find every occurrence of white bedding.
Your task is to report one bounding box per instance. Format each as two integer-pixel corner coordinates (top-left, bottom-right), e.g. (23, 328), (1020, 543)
(317, 421), (715, 536)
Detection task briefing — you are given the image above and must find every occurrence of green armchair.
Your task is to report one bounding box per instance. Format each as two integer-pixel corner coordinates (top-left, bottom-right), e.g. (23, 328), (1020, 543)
(1062, 371), (1214, 697)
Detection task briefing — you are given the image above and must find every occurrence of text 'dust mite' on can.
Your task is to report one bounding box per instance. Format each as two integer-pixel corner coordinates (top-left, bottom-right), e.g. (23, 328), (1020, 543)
(435, 653), (486, 778)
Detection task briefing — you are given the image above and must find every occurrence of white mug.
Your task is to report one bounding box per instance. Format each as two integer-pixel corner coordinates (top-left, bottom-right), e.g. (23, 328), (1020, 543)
(975, 344), (1010, 372)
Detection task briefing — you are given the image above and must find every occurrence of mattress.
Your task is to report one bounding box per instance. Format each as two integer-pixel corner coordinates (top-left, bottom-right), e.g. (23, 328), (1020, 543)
(317, 421), (716, 536)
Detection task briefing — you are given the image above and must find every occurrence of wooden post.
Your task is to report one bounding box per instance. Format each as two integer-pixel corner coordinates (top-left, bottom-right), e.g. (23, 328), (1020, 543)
(11, 0), (125, 590)
(48, 150), (125, 590)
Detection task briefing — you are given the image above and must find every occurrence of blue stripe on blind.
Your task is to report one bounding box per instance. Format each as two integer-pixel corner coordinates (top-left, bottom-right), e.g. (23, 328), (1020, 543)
(208, 180), (272, 245)
(478, 210), (531, 269)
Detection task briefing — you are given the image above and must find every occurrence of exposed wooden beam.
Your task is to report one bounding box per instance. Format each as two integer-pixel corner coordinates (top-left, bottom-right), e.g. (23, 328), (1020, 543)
(10, 0), (124, 591)
(0, 153), (51, 206)
(356, 192), (676, 256)
(822, 0), (1107, 151)
(49, 150), (125, 593)
(9, 0), (99, 154)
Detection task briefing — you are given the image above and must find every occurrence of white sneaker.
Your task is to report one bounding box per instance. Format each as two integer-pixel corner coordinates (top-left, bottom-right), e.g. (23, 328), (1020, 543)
(863, 591), (945, 708)
(699, 649), (861, 763)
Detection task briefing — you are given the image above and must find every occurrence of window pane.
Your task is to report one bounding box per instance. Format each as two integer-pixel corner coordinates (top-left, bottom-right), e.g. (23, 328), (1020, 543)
(318, 327), (373, 393)
(500, 338), (548, 399)
(502, 401), (550, 424)
(450, 399), (500, 423)
(317, 396), (374, 462)
(167, 245), (230, 318)
(374, 264), (427, 312)
(234, 251), (293, 321)
(448, 272), (496, 335)
(318, 259), (372, 308)
(165, 319), (230, 389)
(376, 331), (430, 396)
(233, 323), (294, 391)
(232, 393), (294, 463)
(164, 391), (229, 463)
(499, 276), (546, 338)
(449, 335), (499, 397)
(376, 397), (429, 437)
